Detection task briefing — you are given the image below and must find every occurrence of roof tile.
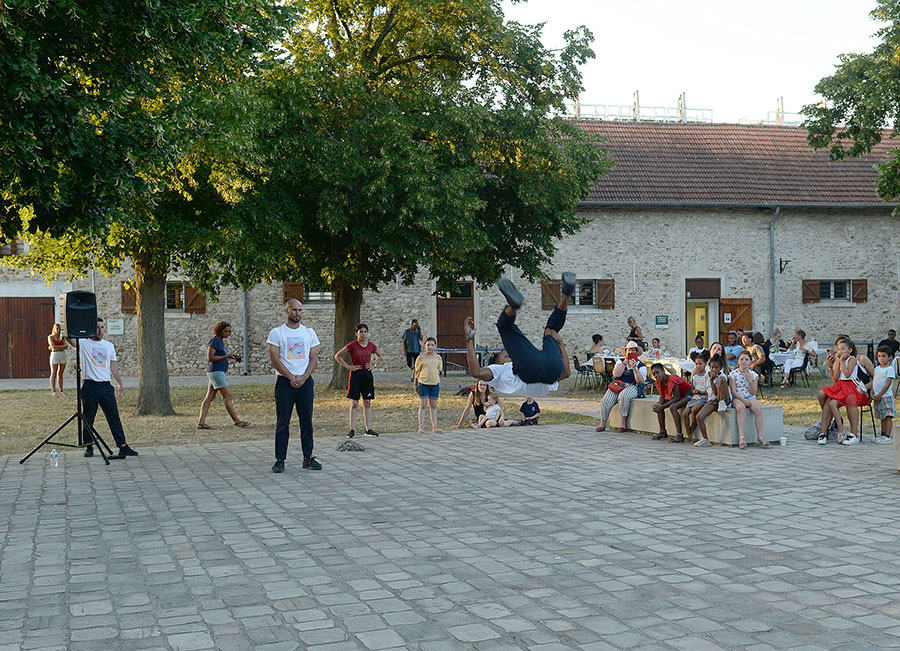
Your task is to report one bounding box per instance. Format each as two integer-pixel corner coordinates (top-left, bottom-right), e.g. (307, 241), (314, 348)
(575, 120), (895, 206)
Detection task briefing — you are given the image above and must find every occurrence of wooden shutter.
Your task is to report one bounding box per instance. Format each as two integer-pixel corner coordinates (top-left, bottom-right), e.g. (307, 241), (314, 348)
(596, 279), (615, 309)
(121, 281), (137, 314)
(184, 283), (206, 313)
(801, 279), (820, 304)
(852, 279), (868, 303)
(541, 281), (560, 310)
(282, 282), (304, 303)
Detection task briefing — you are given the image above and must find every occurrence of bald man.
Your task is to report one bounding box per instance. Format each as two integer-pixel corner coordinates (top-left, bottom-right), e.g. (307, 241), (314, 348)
(267, 299), (321, 473)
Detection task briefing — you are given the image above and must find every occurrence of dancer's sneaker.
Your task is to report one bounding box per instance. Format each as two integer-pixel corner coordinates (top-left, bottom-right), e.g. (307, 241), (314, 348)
(561, 272), (577, 297)
(498, 278), (523, 309)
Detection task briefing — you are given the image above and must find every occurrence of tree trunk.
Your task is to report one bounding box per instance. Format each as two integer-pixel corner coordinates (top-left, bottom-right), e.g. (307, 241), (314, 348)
(330, 278), (363, 390)
(134, 254), (175, 415)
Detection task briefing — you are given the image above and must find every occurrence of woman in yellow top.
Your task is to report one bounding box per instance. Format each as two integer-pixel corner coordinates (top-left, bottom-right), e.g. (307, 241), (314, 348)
(414, 337), (443, 434)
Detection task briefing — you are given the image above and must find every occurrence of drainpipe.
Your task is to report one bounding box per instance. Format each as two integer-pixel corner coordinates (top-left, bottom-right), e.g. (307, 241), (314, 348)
(769, 206), (780, 338)
(242, 290), (250, 375)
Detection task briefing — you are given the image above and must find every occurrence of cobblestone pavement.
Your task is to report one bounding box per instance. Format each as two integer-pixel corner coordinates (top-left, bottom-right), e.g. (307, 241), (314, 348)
(1, 425), (899, 651)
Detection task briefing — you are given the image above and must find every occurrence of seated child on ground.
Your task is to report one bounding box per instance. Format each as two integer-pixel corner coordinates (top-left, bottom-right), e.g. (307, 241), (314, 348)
(518, 397), (540, 425)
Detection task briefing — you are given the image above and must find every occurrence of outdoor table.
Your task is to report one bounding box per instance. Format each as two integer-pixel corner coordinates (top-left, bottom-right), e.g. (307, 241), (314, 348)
(436, 347), (503, 376)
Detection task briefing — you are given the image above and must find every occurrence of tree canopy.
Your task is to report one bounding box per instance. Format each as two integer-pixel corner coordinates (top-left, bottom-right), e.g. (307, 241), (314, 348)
(804, 0), (900, 203)
(181, 0), (612, 385)
(1, 0), (294, 413)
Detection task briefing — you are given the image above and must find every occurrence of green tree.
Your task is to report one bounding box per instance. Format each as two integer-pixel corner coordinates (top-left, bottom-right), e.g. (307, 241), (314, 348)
(1, 0), (293, 413)
(190, 0), (612, 389)
(804, 0), (900, 201)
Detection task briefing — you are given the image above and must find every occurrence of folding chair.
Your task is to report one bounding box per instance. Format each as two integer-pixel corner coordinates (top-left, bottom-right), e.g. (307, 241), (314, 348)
(572, 355), (596, 390)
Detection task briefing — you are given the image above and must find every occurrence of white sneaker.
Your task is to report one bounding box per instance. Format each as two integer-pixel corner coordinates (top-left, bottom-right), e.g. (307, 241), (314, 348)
(841, 434), (859, 446)
(694, 438), (711, 447)
(817, 434), (828, 445)
(718, 400), (727, 412)
(876, 435), (893, 444)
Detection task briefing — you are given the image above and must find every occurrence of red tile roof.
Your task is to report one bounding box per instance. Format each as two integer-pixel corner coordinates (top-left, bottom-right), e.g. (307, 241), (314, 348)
(574, 120), (897, 207)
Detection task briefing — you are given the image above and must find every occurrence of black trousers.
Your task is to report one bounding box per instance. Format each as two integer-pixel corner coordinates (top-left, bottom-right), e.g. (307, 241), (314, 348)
(496, 307), (566, 384)
(82, 380), (127, 447)
(274, 375), (314, 461)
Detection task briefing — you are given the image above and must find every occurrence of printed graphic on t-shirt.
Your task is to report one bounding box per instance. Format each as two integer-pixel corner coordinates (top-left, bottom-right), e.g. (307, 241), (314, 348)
(286, 337), (306, 360)
(91, 347), (108, 368)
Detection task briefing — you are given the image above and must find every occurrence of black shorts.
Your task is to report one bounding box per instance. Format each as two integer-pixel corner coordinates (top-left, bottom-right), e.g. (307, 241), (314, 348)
(406, 352), (417, 369)
(347, 369), (375, 401)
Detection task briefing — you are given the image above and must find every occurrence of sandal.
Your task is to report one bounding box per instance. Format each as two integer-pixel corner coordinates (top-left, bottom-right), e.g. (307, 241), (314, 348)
(669, 436), (685, 443)
(234, 421), (251, 428)
(739, 435), (747, 449)
(595, 425), (606, 432)
(197, 423), (211, 430)
(652, 431), (668, 440)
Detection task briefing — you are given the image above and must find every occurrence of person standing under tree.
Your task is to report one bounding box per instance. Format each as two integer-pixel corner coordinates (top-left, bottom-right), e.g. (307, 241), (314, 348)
(48, 322), (68, 396)
(197, 321), (250, 430)
(414, 336), (443, 434)
(267, 299), (321, 473)
(401, 319), (423, 381)
(334, 323), (382, 438)
(78, 318), (139, 458)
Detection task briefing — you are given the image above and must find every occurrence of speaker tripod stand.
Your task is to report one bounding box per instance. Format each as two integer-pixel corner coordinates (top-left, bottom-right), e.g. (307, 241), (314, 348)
(20, 339), (117, 466)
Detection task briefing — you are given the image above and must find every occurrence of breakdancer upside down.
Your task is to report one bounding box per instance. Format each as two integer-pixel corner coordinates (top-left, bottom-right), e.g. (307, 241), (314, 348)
(464, 273), (575, 398)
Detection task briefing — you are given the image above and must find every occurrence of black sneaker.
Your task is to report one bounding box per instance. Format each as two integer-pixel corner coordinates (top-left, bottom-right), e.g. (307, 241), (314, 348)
(364, 429), (379, 437)
(302, 456), (322, 470)
(118, 445), (139, 457)
(561, 272), (577, 297)
(272, 460), (285, 473)
(83, 446), (94, 458)
(348, 429), (356, 438)
(498, 278), (523, 309)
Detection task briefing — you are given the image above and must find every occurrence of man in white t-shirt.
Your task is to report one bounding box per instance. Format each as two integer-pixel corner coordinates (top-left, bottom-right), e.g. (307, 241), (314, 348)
(463, 274), (573, 398)
(267, 299), (321, 473)
(77, 318), (138, 458)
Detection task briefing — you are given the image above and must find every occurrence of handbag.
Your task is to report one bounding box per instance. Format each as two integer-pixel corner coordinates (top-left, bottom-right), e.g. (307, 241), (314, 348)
(608, 379), (629, 394)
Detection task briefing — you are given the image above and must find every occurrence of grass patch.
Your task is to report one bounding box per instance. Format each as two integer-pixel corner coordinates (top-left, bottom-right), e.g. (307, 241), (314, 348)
(0, 382), (598, 457)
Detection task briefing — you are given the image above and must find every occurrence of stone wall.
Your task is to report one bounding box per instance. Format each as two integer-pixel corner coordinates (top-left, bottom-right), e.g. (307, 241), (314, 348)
(3, 205), (899, 377)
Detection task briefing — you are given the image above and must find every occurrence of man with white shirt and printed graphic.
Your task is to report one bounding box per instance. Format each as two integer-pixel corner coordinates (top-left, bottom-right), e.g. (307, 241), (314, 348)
(267, 299), (321, 473)
(79, 318), (138, 458)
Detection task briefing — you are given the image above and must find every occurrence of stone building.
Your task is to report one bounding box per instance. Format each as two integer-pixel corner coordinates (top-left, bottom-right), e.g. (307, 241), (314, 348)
(2, 120), (898, 378)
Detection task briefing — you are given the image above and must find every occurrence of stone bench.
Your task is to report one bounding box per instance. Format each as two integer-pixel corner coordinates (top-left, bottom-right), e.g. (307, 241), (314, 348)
(608, 397), (783, 446)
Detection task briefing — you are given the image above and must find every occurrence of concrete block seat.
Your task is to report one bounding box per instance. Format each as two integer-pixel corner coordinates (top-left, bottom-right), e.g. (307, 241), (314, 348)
(608, 397), (783, 446)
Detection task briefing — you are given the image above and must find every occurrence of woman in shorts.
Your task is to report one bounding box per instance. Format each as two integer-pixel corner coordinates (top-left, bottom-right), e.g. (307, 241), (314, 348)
(198, 321), (250, 429)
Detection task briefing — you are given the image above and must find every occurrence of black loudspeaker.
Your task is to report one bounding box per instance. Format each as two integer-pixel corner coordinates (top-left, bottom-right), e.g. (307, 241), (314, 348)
(59, 291), (98, 338)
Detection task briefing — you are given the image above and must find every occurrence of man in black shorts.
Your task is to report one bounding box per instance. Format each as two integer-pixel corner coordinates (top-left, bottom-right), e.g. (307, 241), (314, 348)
(334, 324), (382, 437)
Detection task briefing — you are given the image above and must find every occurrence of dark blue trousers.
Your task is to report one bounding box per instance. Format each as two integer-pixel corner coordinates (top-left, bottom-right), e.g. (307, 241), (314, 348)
(496, 307), (566, 384)
(274, 375), (314, 461)
(81, 380), (127, 447)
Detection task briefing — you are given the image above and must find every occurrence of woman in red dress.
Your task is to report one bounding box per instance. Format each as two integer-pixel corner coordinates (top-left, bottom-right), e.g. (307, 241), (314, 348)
(818, 338), (869, 446)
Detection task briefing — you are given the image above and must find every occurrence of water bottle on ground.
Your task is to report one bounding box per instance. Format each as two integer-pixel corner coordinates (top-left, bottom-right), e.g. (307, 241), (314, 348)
(50, 449), (59, 467)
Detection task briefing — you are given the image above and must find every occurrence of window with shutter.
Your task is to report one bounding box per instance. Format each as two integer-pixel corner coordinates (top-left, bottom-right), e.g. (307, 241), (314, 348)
(801, 279), (820, 304)
(541, 281), (560, 309)
(184, 283), (206, 313)
(851, 279), (868, 303)
(596, 279), (615, 309)
(282, 282), (304, 303)
(121, 281), (137, 314)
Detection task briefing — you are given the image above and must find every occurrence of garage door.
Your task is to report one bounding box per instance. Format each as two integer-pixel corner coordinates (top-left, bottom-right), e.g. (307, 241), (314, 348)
(0, 297), (56, 378)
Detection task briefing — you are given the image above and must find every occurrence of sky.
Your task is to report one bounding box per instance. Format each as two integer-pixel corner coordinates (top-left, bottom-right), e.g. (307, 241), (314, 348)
(502, 0), (884, 124)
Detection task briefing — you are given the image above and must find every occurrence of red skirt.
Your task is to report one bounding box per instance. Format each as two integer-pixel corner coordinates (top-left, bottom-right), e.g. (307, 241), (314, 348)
(822, 381), (869, 407)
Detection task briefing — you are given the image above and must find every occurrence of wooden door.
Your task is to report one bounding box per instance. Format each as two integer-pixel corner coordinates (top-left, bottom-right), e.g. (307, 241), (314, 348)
(720, 298), (752, 338)
(436, 282), (474, 371)
(0, 297), (57, 378)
